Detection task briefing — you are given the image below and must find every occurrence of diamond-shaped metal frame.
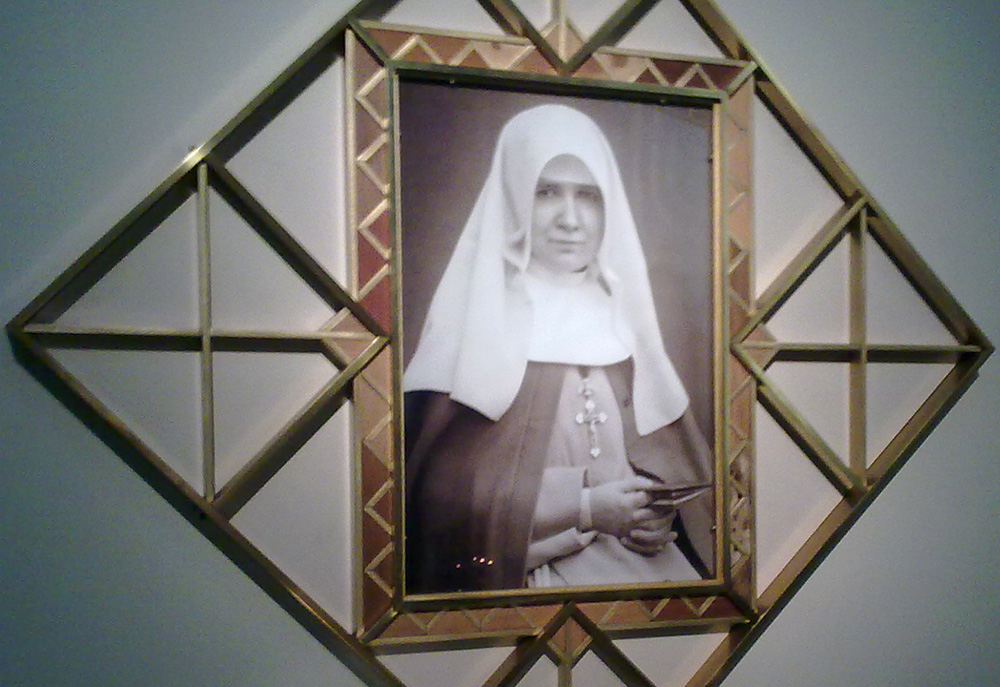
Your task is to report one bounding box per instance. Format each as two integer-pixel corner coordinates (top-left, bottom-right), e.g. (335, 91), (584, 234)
(5, 1), (992, 687)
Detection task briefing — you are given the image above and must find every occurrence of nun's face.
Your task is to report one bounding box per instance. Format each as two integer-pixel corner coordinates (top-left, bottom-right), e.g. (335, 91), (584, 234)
(529, 154), (605, 276)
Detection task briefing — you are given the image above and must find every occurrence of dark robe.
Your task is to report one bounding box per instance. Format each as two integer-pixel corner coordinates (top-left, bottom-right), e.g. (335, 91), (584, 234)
(404, 360), (714, 593)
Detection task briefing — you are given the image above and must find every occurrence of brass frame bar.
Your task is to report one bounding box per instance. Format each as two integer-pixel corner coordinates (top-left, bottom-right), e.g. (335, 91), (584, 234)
(12, 333), (196, 493)
(723, 76), (757, 613)
(22, 324), (371, 354)
(866, 210), (989, 346)
(867, 355), (987, 481)
(573, 607), (657, 687)
(344, 28), (383, 296)
(399, 577), (732, 612)
(481, 606), (576, 687)
(348, 25), (395, 639)
(21, 329), (201, 351)
(754, 79), (861, 202)
(757, 499), (853, 611)
(474, 0), (531, 36)
(558, 41), (751, 68)
(344, 27), (366, 637)
(387, 63), (408, 613)
(759, 344), (861, 364)
(214, 389), (350, 515)
(476, 0), (564, 70)
(865, 344), (981, 363)
(198, 163), (217, 499)
(556, 651), (570, 687)
(23, 325), (364, 363)
(745, 196), (866, 336)
(756, 382), (860, 497)
(739, 341), (981, 365)
(563, 0), (660, 74)
(209, 334), (344, 358)
(711, 96), (732, 590)
(213, 334), (387, 517)
(11, 178), (196, 328)
(369, 613), (744, 651)
(205, 159), (385, 335)
(603, 616), (747, 643)
(351, 21), (393, 65)
(848, 210), (868, 477)
(385, 60), (727, 105)
(552, 0), (569, 61)
(739, 348), (861, 496)
(678, 0), (748, 59)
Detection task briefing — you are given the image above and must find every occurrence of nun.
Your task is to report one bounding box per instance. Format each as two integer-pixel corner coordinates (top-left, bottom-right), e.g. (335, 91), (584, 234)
(403, 104), (713, 592)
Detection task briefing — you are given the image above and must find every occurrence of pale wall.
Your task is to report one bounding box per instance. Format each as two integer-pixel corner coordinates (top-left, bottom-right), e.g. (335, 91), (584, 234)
(2, 1), (997, 685)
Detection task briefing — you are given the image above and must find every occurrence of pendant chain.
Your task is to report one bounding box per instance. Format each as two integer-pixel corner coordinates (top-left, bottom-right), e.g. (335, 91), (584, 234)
(575, 367), (608, 458)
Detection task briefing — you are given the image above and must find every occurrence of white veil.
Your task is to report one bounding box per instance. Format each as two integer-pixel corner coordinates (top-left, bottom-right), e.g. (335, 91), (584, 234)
(403, 104), (689, 435)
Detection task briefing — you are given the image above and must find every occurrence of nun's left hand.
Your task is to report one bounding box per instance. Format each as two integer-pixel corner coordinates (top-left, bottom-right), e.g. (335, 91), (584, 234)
(621, 510), (678, 556)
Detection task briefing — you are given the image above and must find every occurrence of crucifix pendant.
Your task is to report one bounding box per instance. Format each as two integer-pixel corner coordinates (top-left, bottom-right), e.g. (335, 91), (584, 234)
(575, 369), (608, 458)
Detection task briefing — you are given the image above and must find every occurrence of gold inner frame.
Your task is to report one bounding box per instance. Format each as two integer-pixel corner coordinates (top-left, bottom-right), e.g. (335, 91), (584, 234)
(346, 17), (759, 646)
(5, 1), (992, 686)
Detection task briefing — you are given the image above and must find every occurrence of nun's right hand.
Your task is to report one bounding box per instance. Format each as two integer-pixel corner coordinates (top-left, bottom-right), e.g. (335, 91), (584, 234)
(588, 476), (657, 538)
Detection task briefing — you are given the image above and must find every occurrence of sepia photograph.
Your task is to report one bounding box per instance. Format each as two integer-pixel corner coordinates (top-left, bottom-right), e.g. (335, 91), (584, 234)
(398, 82), (717, 594)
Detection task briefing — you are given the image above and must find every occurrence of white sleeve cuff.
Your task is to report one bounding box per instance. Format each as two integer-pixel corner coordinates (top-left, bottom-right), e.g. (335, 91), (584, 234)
(579, 487), (593, 532)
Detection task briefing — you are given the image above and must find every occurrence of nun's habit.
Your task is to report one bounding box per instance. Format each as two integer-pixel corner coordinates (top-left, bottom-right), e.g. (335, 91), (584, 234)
(404, 104), (713, 592)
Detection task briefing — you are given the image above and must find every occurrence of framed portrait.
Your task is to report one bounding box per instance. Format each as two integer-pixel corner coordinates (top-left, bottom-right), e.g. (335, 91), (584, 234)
(347, 19), (756, 643)
(399, 82), (716, 596)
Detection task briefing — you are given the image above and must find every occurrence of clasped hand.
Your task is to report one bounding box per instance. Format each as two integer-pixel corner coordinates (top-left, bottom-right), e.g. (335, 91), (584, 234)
(588, 476), (677, 556)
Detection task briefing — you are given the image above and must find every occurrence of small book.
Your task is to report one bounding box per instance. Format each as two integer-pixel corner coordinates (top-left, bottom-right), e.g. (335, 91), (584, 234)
(647, 483), (711, 508)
